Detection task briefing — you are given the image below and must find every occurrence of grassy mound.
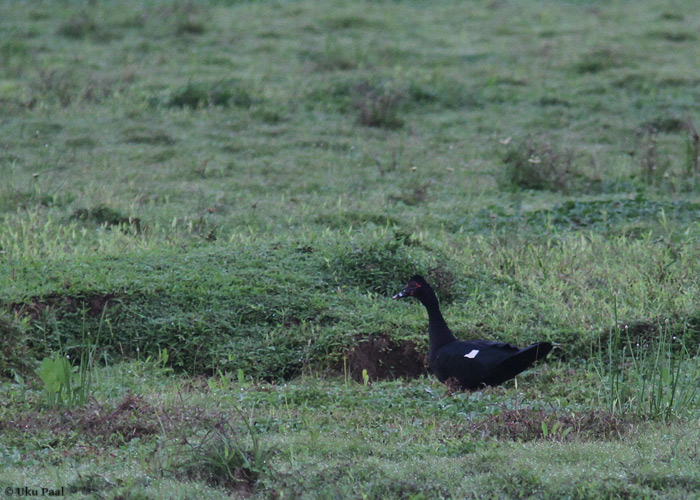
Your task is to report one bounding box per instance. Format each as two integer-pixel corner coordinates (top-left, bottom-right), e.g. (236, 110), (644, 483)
(2, 234), (459, 379)
(4, 227), (699, 380)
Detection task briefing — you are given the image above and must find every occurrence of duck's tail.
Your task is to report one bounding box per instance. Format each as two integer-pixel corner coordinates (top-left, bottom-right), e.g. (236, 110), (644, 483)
(488, 342), (553, 386)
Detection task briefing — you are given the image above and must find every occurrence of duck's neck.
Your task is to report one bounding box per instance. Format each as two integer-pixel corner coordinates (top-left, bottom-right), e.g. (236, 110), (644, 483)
(419, 291), (457, 351)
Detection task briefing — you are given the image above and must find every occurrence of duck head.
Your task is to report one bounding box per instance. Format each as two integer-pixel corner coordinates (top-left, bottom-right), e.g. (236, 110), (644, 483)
(392, 275), (430, 300)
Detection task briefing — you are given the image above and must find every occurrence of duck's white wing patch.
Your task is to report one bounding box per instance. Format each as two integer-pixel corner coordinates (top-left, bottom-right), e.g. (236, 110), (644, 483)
(464, 349), (479, 359)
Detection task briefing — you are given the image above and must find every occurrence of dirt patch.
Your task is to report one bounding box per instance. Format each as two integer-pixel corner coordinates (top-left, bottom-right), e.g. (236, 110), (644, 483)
(470, 408), (633, 442)
(0, 392), (236, 446)
(76, 394), (160, 442)
(618, 320), (660, 343)
(71, 205), (142, 232)
(1, 394), (161, 444)
(16, 292), (117, 320)
(600, 316), (700, 351)
(344, 334), (427, 381)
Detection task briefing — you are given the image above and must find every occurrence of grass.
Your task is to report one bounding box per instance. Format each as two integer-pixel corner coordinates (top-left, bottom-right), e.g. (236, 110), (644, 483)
(595, 300), (700, 421)
(2, 364), (699, 499)
(1, 0), (700, 497)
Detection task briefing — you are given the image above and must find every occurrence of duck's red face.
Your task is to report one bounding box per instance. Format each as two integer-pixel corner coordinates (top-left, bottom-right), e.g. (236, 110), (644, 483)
(392, 278), (423, 300)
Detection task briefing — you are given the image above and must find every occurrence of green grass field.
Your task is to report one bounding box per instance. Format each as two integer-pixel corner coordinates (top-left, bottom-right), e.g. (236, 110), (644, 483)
(1, 0), (700, 498)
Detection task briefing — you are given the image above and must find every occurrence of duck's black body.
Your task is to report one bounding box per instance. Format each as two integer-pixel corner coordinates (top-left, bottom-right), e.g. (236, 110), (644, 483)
(393, 275), (552, 390)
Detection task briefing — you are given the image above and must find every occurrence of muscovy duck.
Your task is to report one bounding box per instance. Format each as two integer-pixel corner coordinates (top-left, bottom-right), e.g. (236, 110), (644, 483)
(393, 275), (552, 390)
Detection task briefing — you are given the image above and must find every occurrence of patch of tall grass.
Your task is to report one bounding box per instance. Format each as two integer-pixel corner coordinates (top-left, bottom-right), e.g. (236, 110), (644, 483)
(594, 295), (700, 421)
(160, 411), (272, 491)
(37, 310), (106, 408)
